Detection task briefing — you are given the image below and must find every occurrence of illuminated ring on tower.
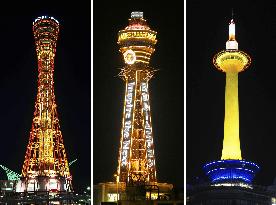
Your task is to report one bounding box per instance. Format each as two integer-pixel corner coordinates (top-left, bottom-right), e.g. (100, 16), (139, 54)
(213, 50), (251, 73)
(203, 160), (260, 184)
(33, 16), (59, 25)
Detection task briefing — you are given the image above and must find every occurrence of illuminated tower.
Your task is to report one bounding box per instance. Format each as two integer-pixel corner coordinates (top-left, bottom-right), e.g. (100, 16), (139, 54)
(203, 19), (259, 185)
(16, 16), (72, 192)
(117, 11), (157, 183)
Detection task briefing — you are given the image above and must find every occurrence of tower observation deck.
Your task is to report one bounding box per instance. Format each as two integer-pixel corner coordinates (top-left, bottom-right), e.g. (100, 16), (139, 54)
(16, 16), (72, 192)
(117, 11), (157, 183)
(203, 19), (259, 185)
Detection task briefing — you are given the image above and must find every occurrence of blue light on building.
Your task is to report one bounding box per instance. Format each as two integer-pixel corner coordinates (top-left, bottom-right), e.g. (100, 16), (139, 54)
(203, 160), (260, 184)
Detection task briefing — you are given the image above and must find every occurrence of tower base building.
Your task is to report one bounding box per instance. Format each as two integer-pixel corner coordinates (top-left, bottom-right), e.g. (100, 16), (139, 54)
(15, 176), (70, 193)
(93, 182), (174, 205)
(187, 184), (274, 205)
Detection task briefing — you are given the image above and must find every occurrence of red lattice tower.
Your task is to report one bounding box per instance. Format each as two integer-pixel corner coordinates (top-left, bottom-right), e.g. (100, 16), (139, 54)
(17, 16), (72, 192)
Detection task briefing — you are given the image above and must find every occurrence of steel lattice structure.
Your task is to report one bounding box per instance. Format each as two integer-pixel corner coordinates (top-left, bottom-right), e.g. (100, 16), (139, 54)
(117, 12), (158, 183)
(17, 16), (72, 192)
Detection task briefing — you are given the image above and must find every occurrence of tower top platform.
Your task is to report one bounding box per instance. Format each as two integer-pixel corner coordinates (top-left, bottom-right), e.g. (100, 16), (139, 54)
(118, 12), (157, 65)
(213, 50), (251, 73)
(131, 11), (143, 19)
(213, 19), (251, 73)
(118, 12), (157, 43)
(33, 16), (59, 25)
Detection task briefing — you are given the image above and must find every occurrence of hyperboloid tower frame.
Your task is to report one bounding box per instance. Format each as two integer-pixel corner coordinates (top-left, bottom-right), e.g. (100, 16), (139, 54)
(203, 18), (259, 186)
(16, 16), (72, 193)
(117, 11), (157, 184)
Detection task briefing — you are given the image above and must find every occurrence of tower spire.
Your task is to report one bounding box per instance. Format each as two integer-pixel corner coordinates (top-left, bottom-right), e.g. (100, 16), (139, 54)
(229, 19), (235, 40)
(226, 14), (238, 50)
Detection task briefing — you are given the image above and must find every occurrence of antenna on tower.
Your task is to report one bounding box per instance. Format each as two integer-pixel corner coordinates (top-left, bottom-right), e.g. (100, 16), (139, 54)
(231, 8), (234, 20)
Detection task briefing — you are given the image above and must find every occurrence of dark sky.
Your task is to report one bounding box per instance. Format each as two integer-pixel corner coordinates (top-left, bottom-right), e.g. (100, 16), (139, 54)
(187, 1), (276, 186)
(93, 0), (184, 187)
(0, 2), (91, 192)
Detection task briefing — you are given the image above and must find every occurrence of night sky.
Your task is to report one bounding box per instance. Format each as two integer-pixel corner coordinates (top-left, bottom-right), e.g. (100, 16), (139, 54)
(0, 2), (91, 191)
(187, 1), (276, 186)
(93, 0), (184, 187)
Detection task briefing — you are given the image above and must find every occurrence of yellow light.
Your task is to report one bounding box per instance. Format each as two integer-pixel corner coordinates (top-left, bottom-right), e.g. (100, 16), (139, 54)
(118, 31), (157, 42)
(107, 193), (119, 202)
(146, 192), (158, 200)
(213, 50), (251, 160)
(221, 72), (242, 160)
(213, 51), (251, 73)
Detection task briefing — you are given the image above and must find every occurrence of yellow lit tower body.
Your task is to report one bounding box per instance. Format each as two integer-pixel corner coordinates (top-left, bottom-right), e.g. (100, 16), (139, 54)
(16, 16), (72, 192)
(203, 19), (259, 185)
(117, 12), (157, 184)
(215, 19), (249, 160)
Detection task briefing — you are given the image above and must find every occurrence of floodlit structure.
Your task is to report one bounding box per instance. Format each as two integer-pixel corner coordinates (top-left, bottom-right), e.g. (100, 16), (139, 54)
(16, 16), (72, 193)
(117, 11), (157, 184)
(203, 19), (259, 185)
(94, 12), (174, 205)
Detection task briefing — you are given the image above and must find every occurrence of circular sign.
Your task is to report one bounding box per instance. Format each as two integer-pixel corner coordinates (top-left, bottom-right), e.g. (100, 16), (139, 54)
(123, 50), (136, 65)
